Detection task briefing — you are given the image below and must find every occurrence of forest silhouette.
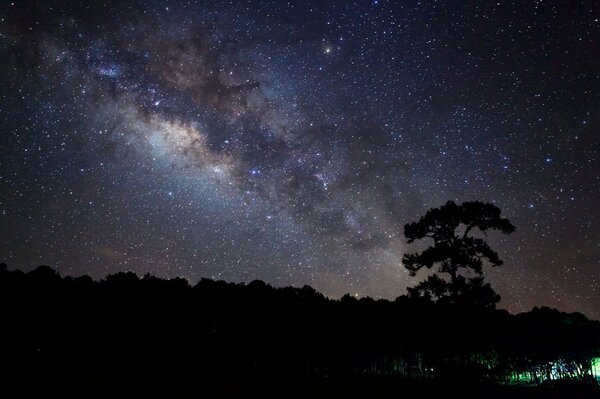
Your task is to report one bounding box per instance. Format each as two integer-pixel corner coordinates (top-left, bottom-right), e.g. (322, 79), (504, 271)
(0, 262), (598, 398)
(1, 201), (598, 398)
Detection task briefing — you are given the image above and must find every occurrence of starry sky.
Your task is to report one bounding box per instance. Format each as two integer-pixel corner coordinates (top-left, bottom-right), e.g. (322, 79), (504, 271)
(1, 0), (599, 318)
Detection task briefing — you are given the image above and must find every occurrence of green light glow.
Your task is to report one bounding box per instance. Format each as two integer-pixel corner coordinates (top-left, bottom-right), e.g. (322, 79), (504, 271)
(592, 357), (600, 379)
(507, 371), (535, 384)
(506, 357), (600, 385)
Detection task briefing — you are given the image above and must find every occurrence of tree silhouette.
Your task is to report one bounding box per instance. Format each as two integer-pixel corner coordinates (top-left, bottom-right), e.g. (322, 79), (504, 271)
(402, 201), (515, 308)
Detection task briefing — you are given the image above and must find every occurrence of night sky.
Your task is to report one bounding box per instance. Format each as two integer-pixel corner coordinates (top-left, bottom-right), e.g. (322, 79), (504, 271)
(1, 1), (599, 318)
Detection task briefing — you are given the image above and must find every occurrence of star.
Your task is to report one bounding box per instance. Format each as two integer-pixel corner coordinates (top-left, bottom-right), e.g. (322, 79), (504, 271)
(0, 0), (598, 319)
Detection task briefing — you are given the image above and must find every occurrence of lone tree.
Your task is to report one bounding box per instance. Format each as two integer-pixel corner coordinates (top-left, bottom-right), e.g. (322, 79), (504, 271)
(402, 201), (515, 308)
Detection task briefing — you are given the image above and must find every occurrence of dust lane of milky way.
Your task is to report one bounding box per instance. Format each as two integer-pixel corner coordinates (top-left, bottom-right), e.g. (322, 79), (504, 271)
(0, 0), (599, 318)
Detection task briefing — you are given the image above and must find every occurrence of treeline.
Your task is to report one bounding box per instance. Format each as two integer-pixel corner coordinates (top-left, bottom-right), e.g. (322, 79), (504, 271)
(0, 264), (599, 397)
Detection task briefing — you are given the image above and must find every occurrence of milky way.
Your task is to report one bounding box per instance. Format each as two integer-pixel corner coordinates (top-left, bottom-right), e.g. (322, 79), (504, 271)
(1, 0), (599, 318)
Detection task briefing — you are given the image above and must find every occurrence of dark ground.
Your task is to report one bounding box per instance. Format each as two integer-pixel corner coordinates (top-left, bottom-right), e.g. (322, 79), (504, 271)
(3, 371), (599, 399)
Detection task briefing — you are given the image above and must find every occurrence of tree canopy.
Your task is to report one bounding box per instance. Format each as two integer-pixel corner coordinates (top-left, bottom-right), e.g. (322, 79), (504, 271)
(402, 201), (516, 308)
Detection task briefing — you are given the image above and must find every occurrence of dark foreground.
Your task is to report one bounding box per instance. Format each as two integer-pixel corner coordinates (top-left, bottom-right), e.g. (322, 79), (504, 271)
(1, 265), (599, 398)
(4, 374), (600, 399)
